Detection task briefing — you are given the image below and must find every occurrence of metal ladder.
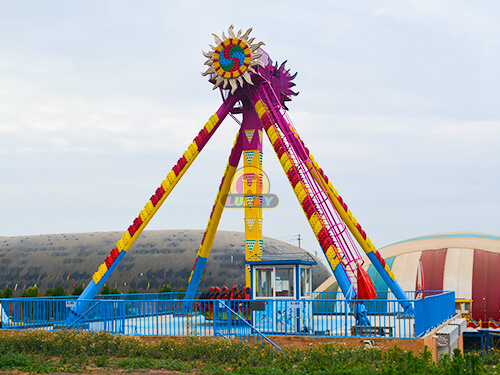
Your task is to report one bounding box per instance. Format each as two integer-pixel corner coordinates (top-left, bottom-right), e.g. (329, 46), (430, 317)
(256, 82), (363, 288)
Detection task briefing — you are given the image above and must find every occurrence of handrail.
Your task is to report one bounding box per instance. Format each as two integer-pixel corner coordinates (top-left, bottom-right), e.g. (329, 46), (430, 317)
(64, 300), (102, 330)
(217, 300), (282, 351)
(256, 84), (362, 275)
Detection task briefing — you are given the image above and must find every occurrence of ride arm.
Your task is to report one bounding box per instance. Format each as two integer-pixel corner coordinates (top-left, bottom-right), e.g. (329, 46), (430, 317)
(290, 134), (415, 314)
(68, 96), (238, 318)
(184, 129), (244, 301)
(253, 98), (356, 300)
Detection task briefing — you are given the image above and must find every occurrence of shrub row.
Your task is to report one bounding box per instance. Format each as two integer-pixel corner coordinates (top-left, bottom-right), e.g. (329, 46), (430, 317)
(0, 330), (498, 374)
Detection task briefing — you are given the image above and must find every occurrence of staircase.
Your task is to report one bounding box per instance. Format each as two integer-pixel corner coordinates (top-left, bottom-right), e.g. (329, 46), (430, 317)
(256, 81), (363, 293)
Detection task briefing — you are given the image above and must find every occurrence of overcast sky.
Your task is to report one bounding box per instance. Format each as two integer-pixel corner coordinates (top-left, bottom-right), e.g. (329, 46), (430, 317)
(1, 1), (499, 264)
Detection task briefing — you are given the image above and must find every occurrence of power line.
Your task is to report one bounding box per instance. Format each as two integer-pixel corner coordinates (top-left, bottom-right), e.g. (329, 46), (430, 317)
(277, 234), (302, 249)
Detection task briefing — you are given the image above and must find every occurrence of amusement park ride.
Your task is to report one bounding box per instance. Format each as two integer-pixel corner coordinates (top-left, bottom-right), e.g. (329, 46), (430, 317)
(68, 26), (415, 325)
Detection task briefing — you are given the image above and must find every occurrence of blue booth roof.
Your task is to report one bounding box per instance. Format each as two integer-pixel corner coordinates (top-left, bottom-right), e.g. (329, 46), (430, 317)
(245, 253), (317, 266)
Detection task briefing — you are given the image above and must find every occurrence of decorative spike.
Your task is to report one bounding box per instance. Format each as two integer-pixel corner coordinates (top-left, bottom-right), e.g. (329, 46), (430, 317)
(242, 71), (253, 85)
(241, 28), (252, 41)
(252, 52), (263, 59)
(247, 37), (255, 45)
(201, 67), (216, 76)
(228, 24), (235, 38)
(212, 33), (222, 45)
(290, 82), (296, 87)
(222, 31), (227, 40)
(223, 79), (229, 89)
(237, 28), (242, 38)
(291, 90), (299, 96)
(202, 50), (213, 58)
(209, 44), (217, 50)
(229, 79), (238, 94)
(204, 60), (213, 66)
(253, 60), (265, 68)
(247, 66), (257, 74)
(237, 76), (244, 88)
(290, 72), (298, 80)
(280, 60), (288, 69)
(213, 76), (224, 89)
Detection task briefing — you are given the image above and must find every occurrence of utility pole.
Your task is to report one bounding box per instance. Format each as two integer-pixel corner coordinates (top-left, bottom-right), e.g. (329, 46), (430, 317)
(484, 297), (487, 328)
(297, 234), (301, 248)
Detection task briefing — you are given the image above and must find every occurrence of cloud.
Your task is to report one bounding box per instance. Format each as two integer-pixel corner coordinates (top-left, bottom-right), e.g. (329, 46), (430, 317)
(293, 112), (500, 167)
(0, 1), (499, 252)
(0, 88), (229, 155)
(375, 1), (500, 38)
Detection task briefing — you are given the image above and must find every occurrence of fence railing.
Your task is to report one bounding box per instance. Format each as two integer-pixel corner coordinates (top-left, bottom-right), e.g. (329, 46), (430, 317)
(414, 291), (456, 337)
(250, 298), (416, 338)
(214, 300), (282, 350)
(0, 291), (455, 339)
(95, 292), (192, 301)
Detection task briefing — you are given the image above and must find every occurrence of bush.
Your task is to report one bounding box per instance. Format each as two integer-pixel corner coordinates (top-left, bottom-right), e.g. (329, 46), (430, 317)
(53, 285), (67, 296)
(101, 285), (111, 295)
(101, 285), (120, 295)
(20, 286), (39, 298)
(127, 289), (139, 294)
(3, 287), (12, 298)
(72, 285), (84, 296)
(0, 351), (31, 369)
(46, 286), (66, 297)
(0, 331), (498, 374)
(159, 284), (172, 293)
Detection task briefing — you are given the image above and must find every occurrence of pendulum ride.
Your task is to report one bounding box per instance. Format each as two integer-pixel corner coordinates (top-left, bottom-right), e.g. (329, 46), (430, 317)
(68, 25), (414, 325)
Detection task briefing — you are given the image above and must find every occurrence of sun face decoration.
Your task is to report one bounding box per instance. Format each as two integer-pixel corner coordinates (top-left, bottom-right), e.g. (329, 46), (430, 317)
(202, 25), (265, 94)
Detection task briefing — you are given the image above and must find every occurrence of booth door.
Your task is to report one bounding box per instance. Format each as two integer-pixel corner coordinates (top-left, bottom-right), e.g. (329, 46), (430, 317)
(299, 266), (313, 333)
(299, 266), (312, 298)
(253, 267), (275, 333)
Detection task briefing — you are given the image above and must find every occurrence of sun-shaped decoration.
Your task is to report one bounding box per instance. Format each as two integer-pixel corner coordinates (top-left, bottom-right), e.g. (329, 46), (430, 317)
(202, 25), (265, 94)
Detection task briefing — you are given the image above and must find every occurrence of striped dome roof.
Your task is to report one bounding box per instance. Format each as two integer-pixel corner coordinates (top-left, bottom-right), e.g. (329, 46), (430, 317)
(317, 233), (500, 322)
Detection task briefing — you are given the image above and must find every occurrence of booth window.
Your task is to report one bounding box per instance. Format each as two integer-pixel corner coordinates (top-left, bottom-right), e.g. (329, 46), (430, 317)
(254, 265), (295, 298)
(275, 266), (294, 297)
(255, 268), (273, 297)
(300, 267), (311, 297)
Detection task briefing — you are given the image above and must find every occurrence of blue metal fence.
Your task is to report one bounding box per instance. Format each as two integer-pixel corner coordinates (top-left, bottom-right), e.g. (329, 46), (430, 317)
(414, 291), (456, 337)
(1, 291), (455, 339)
(94, 292), (193, 301)
(214, 300), (282, 350)
(251, 298), (415, 338)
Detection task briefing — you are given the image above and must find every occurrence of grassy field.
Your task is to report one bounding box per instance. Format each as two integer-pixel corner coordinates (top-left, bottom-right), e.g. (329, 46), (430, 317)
(0, 330), (498, 374)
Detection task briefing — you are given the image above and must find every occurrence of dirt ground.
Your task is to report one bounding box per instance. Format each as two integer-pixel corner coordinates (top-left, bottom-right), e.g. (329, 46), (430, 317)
(139, 334), (427, 352)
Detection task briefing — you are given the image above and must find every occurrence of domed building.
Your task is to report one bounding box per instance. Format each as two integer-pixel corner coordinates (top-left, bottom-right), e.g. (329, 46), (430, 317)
(317, 233), (500, 323)
(0, 230), (330, 296)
